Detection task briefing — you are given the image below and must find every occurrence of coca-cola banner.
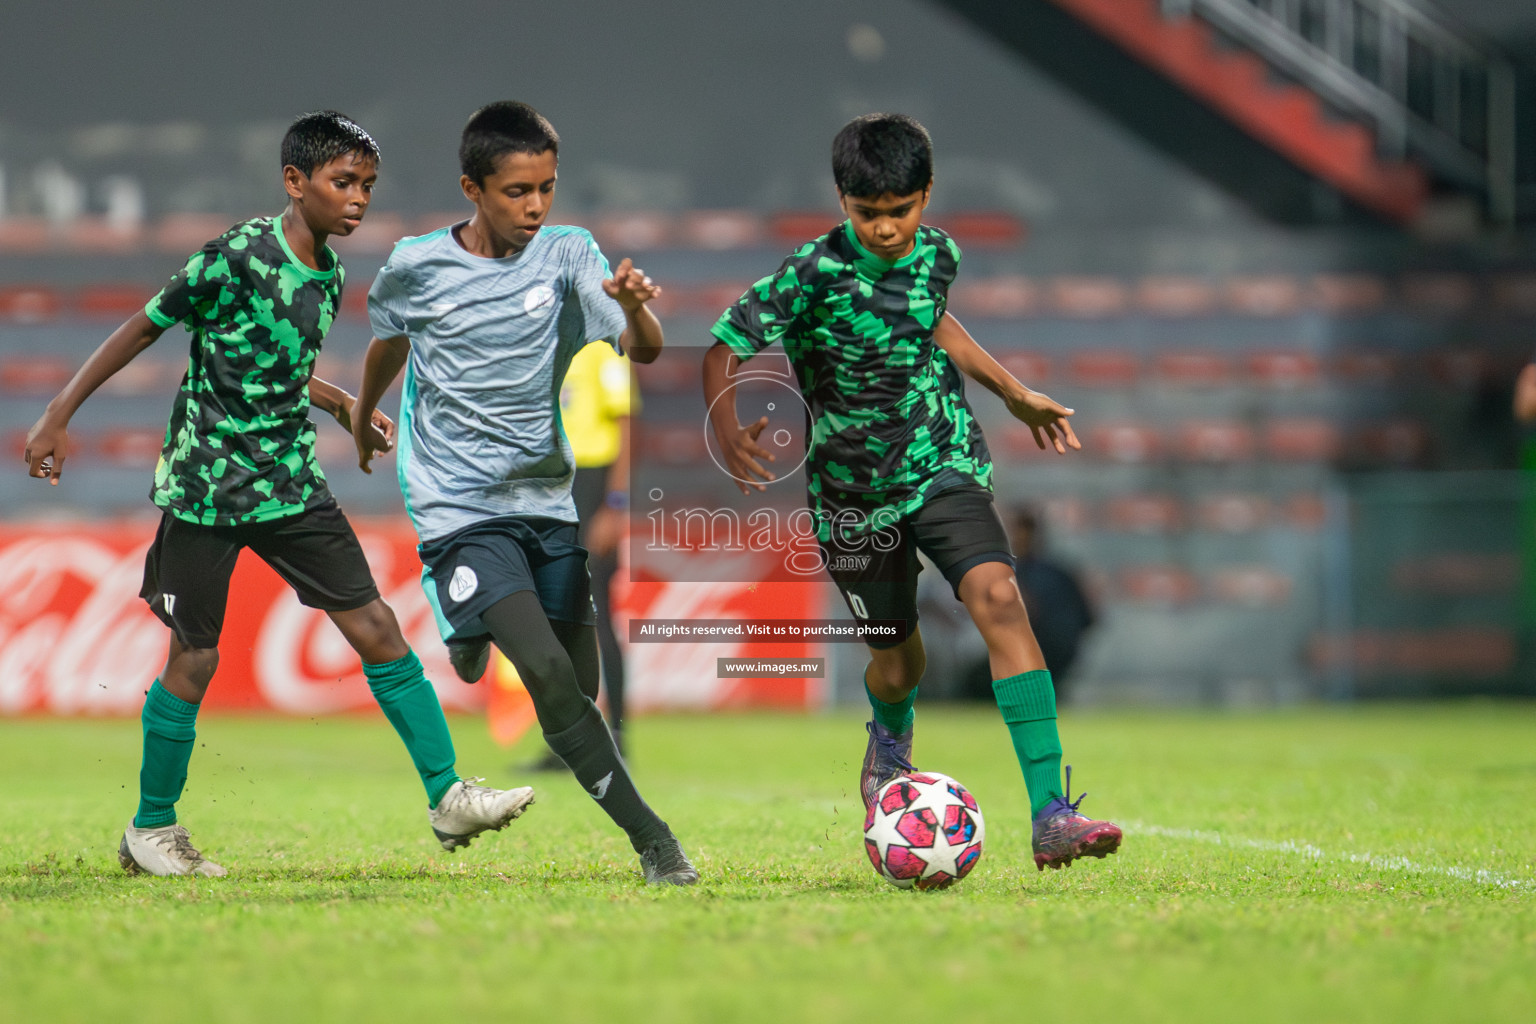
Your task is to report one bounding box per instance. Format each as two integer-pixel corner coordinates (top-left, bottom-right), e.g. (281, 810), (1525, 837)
(0, 522), (828, 716)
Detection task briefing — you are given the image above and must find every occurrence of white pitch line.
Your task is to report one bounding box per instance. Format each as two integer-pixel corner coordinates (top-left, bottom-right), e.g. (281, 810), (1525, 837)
(1129, 822), (1533, 891)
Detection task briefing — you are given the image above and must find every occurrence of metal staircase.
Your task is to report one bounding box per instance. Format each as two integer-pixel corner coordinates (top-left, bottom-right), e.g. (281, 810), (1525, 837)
(1162, 0), (1517, 223)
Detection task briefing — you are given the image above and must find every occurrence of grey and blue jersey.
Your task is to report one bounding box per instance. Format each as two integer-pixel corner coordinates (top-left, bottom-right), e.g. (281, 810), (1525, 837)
(367, 223), (628, 542)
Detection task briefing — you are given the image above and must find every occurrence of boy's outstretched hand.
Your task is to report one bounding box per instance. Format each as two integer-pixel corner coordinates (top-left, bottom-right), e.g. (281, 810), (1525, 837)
(603, 257), (662, 310)
(335, 395), (395, 474)
(1005, 388), (1081, 455)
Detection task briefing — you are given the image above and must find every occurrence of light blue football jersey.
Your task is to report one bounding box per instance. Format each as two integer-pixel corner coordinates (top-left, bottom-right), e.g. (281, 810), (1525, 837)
(368, 223), (628, 542)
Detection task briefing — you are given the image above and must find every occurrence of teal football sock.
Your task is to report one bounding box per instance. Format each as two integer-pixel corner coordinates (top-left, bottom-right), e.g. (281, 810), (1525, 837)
(364, 651), (459, 807)
(993, 670), (1064, 816)
(134, 679), (200, 829)
(864, 669), (917, 735)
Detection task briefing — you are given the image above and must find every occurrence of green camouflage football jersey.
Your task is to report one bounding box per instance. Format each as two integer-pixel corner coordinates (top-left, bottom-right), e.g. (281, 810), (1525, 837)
(144, 216), (341, 526)
(712, 221), (992, 539)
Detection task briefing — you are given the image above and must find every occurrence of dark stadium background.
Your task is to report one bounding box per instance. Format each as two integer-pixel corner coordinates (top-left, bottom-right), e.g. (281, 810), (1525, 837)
(4, 0), (1536, 706)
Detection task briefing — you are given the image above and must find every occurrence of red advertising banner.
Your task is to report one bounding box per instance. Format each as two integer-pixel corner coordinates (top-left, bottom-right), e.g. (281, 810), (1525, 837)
(0, 521), (829, 716)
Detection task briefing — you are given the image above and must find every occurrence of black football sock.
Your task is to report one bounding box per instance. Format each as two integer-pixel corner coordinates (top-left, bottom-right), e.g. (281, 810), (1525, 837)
(544, 699), (669, 852)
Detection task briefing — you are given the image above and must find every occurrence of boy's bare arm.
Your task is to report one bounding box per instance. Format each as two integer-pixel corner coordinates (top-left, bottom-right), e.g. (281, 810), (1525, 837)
(310, 376), (395, 450)
(605, 257), (664, 364)
(702, 341), (776, 494)
(934, 313), (1080, 455)
(25, 310), (165, 484)
(350, 335), (411, 474)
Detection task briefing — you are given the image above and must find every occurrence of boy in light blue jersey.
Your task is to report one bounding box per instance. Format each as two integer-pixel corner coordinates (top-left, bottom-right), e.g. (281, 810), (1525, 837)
(352, 101), (696, 886)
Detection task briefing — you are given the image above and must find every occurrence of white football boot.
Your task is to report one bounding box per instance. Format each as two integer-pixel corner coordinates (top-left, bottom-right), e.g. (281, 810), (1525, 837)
(429, 778), (536, 851)
(118, 823), (227, 877)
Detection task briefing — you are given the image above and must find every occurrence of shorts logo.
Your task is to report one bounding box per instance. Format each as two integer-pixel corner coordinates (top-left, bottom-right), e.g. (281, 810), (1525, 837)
(163, 594), (176, 616)
(448, 566), (479, 603)
(524, 285), (556, 319)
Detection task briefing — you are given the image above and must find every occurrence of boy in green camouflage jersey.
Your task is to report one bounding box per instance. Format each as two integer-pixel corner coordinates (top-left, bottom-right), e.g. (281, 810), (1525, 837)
(25, 112), (535, 878)
(705, 114), (1122, 872)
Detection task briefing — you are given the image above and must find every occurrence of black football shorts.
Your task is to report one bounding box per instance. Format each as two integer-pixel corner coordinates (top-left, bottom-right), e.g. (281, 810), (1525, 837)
(818, 485), (1013, 650)
(140, 498), (380, 649)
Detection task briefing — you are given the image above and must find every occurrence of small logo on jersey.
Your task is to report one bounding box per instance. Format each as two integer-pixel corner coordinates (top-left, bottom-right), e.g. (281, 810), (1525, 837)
(523, 285), (556, 319)
(590, 771), (613, 800)
(448, 566), (479, 603)
(162, 594), (176, 617)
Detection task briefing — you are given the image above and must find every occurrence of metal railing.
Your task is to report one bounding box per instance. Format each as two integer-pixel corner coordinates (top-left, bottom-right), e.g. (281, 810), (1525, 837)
(1162, 0), (1517, 223)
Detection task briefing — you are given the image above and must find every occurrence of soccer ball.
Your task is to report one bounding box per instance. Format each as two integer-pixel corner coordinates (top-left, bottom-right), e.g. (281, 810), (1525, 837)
(863, 772), (985, 890)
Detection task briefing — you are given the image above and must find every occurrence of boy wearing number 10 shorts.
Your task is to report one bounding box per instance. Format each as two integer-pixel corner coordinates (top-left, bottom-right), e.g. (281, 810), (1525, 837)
(703, 114), (1122, 871)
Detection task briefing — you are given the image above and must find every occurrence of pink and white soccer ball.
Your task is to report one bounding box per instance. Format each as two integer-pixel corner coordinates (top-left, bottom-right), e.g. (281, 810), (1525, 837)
(863, 772), (985, 890)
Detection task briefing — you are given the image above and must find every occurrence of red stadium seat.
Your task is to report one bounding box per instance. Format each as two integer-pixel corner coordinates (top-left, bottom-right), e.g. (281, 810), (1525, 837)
(592, 213), (672, 251)
(91, 428), (165, 466)
(1135, 277), (1218, 316)
(633, 355), (699, 393)
(1117, 565), (1199, 605)
(1262, 418), (1342, 462)
(1224, 276), (1301, 316)
(680, 211), (764, 250)
(61, 217), (142, 253)
(1246, 351), (1321, 389)
(929, 212), (1026, 248)
(1037, 496), (1092, 534)
(1194, 493), (1271, 532)
(770, 212), (840, 245)
(639, 425), (709, 465)
(1309, 273), (1388, 313)
(99, 358), (183, 396)
(1331, 350), (1399, 386)
(1070, 351), (1141, 389)
(75, 284), (152, 319)
(1104, 493), (1183, 534)
(1176, 420), (1255, 463)
(153, 214), (236, 253)
(0, 217), (51, 252)
(949, 276), (1038, 318)
(0, 355), (73, 394)
(1048, 277), (1128, 317)
(1208, 566), (1292, 606)
(1154, 351), (1231, 388)
(1283, 493), (1328, 531)
(1088, 422), (1162, 463)
(0, 286), (62, 324)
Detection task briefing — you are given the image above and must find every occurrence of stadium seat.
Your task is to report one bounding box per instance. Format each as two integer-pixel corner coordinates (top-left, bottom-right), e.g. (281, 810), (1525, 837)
(1154, 351), (1231, 388)
(1070, 351), (1141, 388)
(679, 211), (763, 250)
(1135, 276), (1217, 316)
(1352, 420), (1431, 467)
(1104, 493), (1183, 534)
(928, 212), (1026, 248)
(1176, 420), (1255, 463)
(593, 213), (672, 251)
(1246, 351), (1321, 389)
(1048, 277), (1128, 317)
(1283, 493), (1328, 531)
(1401, 272), (1477, 313)
(0, 286), (62, 323)
(1224, 276), (1301, 316)
(90, 428), (164, 466)
(1035, 495), (1092, 534)
(1262, 418), (1342, 461)
(770, 212), (839, 246)
(1207, 566), (1292, 606)
(639, 425), (709, 465)
(0, 217), (51, 252)
(0, 355), (74, 394)
(633, 355), (699, 393)
(152, 214), (234, 253)
(995, 350), (1050, 385)
(1088, 422), (1162, 463)
(99, 358), (183, 396)
(1117, 565), (1199, 605)
(75, 284), (152, 320)
(1194, 493), (1271, 532)
(1309, 273), (1388, 313)
(949, 276), (1038, 318)
(1331, 350), (1399, 386)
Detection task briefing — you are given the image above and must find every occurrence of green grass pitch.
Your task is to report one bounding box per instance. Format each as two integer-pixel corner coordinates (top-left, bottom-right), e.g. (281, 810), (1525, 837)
(2, 704), (1534, 1023)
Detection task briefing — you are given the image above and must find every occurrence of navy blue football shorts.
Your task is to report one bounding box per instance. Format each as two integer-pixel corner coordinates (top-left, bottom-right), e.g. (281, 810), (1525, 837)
(417, 515), (596, 643)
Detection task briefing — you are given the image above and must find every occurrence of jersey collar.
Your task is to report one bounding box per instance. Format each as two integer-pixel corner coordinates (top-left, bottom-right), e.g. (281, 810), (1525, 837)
(271, 217), (338, 280)
(842, 220), (924, 276)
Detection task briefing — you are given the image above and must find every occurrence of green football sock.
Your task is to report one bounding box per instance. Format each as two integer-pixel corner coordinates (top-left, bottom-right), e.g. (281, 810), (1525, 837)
(134, 679), (200, 829)
(993, 669), (1064, 816)
(864, 668), (917, 735)
(364, 651), (459, 807)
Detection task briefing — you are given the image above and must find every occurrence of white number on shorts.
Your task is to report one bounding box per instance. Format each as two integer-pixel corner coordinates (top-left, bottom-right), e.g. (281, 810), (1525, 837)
(849, 593), (869, 619)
